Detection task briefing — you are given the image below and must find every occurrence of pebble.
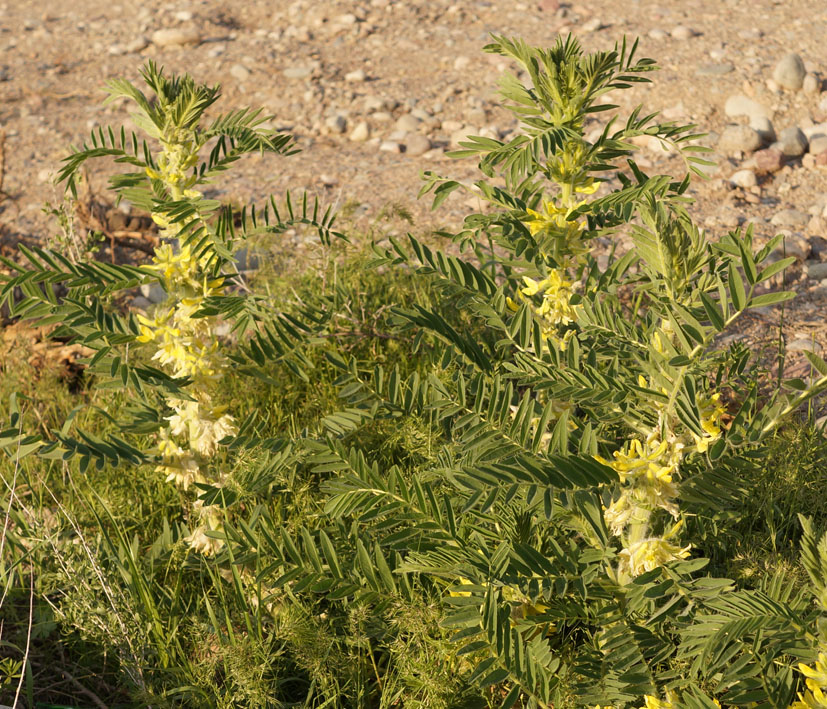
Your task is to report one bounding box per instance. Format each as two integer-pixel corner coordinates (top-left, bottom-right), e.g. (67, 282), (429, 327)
(772, 53), (806, 90)
(173, 10), (194, 21)
(364, 95), (387, 112)
(581, 17), (604, 32)
(724, 94), (772, 121)
(130, 296), (152, 311)
(753, 148), (785, 174)
(803, 123), (827, 140)
(787, 338), (822, 353)
(325, 114), (347, 134)
(395, 114), (422, 132)
(809, 136), (827, 155)
(450, 125), (476, 147)
(695, 63), (734, 77)
(648, 28), (668, 40)
(671, 25), (695, 40)
(140, 282), (167, 304)
(777, 126), (808, 156)
(454, 56), (471, 71)
(751, 116), (776, 145)
(771, 209), (809, 227)
(109, 36), (149, 55)
(230, 64), (251, 81)
(718, 125), (762, 154)
(37, 169), (54, 183)
(803, 74), (820, 94)
(283, 63), (318, 80)
(805, 261), (827, 280)
(349, 121), (370, 142)
(730, 169), (757, 188)
(404, 133), (431, 156)
(345, 68), (367, 83)
(151, 28), (201, 47)
(379, 140), (402, 153)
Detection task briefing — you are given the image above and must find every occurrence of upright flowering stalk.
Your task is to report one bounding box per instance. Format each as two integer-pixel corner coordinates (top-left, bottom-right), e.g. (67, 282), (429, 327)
(512, 151), (599, 352)
(51, 62), (334, 554)
(137, 127), (236, 555)
(597, 382), (726, 582)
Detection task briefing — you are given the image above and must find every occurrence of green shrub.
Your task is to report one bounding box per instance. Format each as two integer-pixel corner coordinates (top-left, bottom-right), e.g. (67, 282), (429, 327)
(2, 36), (827, 709)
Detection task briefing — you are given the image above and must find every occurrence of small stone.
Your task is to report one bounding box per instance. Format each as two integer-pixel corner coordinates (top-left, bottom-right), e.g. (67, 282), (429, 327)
(130, 296), (153, 311)
(450, 125), (476, 147)
(777, 126), (808, 156)
(395, 114), (422, 132)
(174, 10), (193, 21)
(803, 154), (817, 169)
(371, 111), (392, 122)
(773, 53), (806, 90)
(140, 282), (167, 304)
(753, 148), (784, 174)
(283, 64), (316, 80)
(718, 124), (763, 154)
(771, 209), (809, 227)
(804, 123), (827, 140)
(37, 169), (54, 183)
(787, 338), (822, 353)
(803, 74), (821, 94)
(349, 121), (370, 142)
(336, 12), (358, 25)
(671, 25), (695, 40)
(404, 133), (431, 156)
(648, 28), (668, 40)
(345, 68), (367, 83)
(230, 63), (250, 81)
(454, 56), (471, 71)
(320, 174), (338, 187)
(805, 261), (827, 280)
(379, 140), (402, 153)
(817, 151), (827, 166)
(364, 95), (386, 112)
(785, 233), (811, 260)
(809, 136), (827, 155)
(151, 28), (201, 47)
(125, 36), (149, 53)
(325, 114), (347, 134)
(750, 116), (776, 144)
(725, 94), (772, 121)
(695, 63), (734, 77)
(581, 17), (604, 32)
(730, 169), (757, 188)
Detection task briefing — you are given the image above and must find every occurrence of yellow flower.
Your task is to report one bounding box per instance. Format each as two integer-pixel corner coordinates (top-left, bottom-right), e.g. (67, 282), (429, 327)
(516, 270), (577, 350)
(692, 392), (726, 454)
(595, 435), (681, 486)
(619, 535), (691, 578)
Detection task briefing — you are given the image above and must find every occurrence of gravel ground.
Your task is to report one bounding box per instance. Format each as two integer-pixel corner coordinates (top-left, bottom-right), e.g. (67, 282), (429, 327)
(1, 0), (827, 381)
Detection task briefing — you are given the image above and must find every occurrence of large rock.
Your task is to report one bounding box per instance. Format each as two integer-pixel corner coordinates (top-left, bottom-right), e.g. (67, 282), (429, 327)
(773, 53), (806, 90)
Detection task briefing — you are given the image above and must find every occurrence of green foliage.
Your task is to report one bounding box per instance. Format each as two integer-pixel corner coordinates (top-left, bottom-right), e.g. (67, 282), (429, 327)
(2, 36), (827, 709)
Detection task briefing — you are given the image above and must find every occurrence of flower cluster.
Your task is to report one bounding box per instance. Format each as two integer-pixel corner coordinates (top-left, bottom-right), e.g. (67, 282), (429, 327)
(509, 271), (577, 351)
(597, 385), (726, 580)
(139, 139), (236, 555)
